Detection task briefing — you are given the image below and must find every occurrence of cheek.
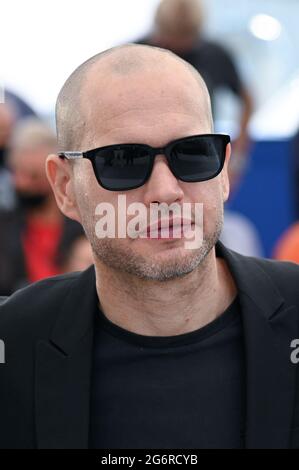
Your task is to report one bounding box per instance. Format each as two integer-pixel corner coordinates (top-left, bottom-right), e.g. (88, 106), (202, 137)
(74, 163), (125, 236)
(184, 180), (223, 230)
(74, 161), (104, 205)
(184, 179), (223, 207)
(72, 163), (101, 226)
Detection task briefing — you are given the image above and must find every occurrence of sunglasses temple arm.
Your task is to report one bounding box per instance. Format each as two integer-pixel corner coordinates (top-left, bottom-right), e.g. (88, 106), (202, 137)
(58, 152), (84, 160)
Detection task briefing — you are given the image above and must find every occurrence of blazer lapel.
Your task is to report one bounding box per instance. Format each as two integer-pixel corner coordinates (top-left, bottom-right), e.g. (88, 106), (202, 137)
(241, 296), (298, 448)
(218, 244), (299, 449)
(35, 265), (97, 449)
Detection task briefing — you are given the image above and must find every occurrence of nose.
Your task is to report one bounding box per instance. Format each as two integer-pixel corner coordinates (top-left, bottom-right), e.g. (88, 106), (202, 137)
(142, 154), (184, 206)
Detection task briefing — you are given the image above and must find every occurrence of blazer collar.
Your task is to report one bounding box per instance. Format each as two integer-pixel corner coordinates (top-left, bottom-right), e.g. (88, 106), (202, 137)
(49, 265), (97, 355)
(217, 242), (299, 448)
(216, 242), (284, 320)
(35, 265), (97, 449)
(36, 245), (299, 449)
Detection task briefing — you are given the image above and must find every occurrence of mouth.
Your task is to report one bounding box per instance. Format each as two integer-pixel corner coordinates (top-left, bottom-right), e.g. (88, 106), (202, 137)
(144, 218), (195, 240)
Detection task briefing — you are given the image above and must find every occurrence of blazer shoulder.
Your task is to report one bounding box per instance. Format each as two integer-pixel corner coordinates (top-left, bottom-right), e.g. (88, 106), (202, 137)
(0, 296), (7, 305)
(241, 254), (299, 300)
(222, 243), (299, 281)
(0, 271), (81, 332)
(251, 255), (299, 278)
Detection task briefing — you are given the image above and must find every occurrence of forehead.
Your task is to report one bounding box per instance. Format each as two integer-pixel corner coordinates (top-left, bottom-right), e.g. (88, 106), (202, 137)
(80, 59), (211, 148)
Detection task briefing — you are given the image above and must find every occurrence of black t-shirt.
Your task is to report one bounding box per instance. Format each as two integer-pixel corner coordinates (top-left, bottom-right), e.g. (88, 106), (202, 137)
(89, 295), (245, 449)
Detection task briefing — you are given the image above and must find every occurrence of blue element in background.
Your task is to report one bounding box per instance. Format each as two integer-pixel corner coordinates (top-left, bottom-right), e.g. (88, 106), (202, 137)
(228, 139), (297, 258)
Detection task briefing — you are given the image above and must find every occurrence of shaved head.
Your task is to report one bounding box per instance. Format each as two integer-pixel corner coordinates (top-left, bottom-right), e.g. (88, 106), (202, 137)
(56, 43), (213, 151)
(47, 42), (230, 286)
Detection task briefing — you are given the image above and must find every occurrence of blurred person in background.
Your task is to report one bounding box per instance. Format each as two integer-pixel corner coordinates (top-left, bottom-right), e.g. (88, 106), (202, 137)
(0, 103), (16, 211)
(0, 118), (86, 295)
(0, 88), (38, 211)
(272, 135), (299, 263)
(220, 208), (264, 257)
(5, 89), (37, 121)
(136, 0), (253, 181)
(220, 152), (264, 258)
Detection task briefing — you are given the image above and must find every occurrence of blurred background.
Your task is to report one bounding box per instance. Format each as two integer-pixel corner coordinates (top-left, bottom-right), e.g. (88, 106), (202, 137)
(1, 0), (299, 295)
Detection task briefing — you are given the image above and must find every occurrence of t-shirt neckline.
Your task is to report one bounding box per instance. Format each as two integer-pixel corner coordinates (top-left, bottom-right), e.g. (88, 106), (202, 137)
(94, 295), (240, 349)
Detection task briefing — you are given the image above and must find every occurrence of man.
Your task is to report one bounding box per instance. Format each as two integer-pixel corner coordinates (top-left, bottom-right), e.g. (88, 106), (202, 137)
(0, 44), (298, 449)
(0, 118), (84, 295)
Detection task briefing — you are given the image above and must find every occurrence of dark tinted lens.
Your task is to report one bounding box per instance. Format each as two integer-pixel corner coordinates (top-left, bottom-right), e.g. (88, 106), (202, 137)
(93, 145), (151, 190)
(171, 135), (226, 182)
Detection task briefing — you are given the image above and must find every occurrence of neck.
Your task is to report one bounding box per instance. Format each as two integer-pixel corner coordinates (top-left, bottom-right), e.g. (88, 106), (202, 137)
(95, 247), (237, 337)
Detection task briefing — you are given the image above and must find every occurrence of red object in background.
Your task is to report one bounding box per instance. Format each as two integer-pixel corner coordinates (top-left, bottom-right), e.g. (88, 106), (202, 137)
(22, 218), (62, 282)
(273, 222), (299, 264)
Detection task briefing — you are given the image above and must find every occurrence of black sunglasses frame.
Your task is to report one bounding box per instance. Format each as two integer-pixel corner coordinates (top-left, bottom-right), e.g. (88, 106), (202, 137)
(58, 133), (230, 192)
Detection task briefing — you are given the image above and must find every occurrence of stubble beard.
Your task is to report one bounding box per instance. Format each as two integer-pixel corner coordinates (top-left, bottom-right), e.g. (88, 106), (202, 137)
(83, 213), (224, 282)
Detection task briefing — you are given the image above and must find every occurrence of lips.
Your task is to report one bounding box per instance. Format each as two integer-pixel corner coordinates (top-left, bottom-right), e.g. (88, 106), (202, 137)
(145, 218), (194, 239)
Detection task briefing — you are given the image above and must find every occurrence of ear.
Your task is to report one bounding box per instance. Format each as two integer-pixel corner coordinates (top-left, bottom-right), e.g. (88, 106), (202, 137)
(221, 142), (231, 202)
(46, 154), (81, 223)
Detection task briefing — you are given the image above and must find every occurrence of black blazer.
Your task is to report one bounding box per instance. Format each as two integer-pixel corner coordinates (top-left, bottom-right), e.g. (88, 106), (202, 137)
(0, 242), (299, 449)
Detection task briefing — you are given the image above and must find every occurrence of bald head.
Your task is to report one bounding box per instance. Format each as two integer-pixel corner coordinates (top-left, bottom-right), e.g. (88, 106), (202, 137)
(56, 44), (213, 151)
(48, 43), (230, 286)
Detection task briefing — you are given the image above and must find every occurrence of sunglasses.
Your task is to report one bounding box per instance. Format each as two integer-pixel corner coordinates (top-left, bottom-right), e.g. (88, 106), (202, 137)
(58, 133), (230, 191)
